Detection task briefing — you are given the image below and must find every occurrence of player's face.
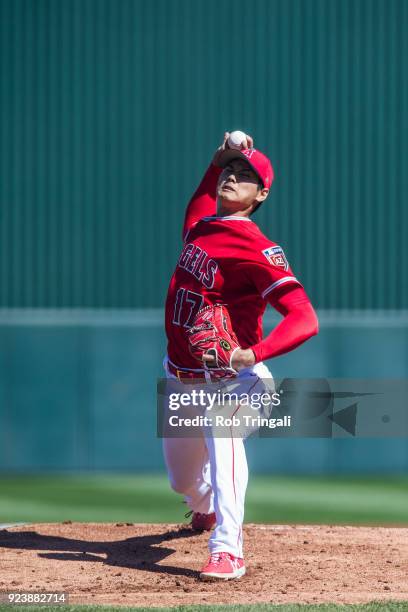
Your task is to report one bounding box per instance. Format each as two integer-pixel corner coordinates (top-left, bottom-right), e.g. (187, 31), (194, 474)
(217, 159), (267, 213)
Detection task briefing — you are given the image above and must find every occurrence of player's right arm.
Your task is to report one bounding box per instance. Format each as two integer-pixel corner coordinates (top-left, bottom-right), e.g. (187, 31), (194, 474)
(182, 163), (222, 241)
(182, 132), (253, 241)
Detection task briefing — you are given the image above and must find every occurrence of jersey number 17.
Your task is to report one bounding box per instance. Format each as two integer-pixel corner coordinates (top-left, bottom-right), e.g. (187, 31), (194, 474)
(172, 287), (204, 328)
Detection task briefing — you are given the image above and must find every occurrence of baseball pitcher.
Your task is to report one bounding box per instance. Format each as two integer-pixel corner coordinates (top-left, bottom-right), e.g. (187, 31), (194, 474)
(162, 132), (319, 580)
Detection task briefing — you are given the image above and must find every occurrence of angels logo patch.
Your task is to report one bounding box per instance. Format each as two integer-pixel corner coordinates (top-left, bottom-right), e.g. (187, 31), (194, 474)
(243, 148), (256, 159)
(262, 245), (289, 270)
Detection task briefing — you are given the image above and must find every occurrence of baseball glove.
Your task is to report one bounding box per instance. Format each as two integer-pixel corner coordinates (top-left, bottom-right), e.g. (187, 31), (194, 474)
(187, 303), (241, 379)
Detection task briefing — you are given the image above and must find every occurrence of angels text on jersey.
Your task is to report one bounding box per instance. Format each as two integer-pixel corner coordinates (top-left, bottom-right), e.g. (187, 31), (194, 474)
(178, 242), (218, 289)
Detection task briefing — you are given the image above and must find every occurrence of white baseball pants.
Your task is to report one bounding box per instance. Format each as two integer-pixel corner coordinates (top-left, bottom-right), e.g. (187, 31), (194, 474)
(162, 356), (274, 559)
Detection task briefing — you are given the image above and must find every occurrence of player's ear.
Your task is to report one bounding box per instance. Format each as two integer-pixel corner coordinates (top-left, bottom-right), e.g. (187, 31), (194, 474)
(255, 188), (269, 204)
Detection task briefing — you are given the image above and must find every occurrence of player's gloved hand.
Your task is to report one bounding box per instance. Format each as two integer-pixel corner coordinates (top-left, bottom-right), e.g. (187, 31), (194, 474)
(187, 303), (242, 379)
(212, 132), (254, 167)
(203, 347), (256, 371)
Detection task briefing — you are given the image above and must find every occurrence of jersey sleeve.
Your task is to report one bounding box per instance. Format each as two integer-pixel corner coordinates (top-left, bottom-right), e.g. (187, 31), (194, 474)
(182, 164), (222, 241)
(237, 243), (302, 300)
(250, 286), (319, 362)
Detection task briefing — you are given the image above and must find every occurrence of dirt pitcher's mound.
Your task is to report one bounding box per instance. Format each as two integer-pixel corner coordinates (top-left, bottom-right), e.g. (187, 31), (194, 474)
(0, 523), (407, 607)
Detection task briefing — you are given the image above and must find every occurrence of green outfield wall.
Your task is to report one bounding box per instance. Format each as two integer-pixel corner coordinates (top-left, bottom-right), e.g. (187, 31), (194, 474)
(0, 310), (407, 474)
(0, 0), (407, 309)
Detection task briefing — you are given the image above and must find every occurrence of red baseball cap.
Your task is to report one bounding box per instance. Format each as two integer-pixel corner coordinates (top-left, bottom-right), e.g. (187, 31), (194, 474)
(217, 147), (274, 189)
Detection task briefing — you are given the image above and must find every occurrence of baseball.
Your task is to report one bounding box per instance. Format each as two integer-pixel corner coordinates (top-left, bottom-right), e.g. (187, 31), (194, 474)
(228, 130), (247, 150)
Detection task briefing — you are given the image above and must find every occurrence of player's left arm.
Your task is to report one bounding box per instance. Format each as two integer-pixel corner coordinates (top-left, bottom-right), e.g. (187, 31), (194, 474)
(231, 285), (318, 369)
(249, 285), (319, 363)
(230, 239), (319, 368)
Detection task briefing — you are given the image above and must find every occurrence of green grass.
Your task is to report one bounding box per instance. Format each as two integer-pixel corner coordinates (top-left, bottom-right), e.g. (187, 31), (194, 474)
(0, 474), (407, 525)
(1, 602), (408, 611)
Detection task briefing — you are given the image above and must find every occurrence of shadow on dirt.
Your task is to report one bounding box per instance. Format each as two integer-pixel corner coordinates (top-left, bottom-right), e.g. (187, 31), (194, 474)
(0, 526), (199, 578)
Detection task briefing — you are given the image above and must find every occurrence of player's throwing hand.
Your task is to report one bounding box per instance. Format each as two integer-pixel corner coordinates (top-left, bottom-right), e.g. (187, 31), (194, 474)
(212, 131), (254, 166)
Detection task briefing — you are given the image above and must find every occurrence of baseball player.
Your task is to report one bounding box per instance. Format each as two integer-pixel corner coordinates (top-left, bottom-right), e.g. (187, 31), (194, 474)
(163, 132), (318, 580)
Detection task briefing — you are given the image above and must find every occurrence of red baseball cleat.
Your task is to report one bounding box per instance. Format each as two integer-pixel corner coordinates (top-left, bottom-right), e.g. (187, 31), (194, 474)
(191, 512), (216, 531)
(199, 552), (246, 580)
(188, 511), (216, 532)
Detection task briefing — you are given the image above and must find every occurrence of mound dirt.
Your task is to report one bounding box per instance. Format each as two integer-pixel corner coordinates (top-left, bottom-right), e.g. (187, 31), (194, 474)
(0, 522), (407, 607)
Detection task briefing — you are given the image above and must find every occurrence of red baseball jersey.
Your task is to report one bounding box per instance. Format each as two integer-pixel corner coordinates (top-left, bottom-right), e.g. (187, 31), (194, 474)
(165, 215), (302, 370)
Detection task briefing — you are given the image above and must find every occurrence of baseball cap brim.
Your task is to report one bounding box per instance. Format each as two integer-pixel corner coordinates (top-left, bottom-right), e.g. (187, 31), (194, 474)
(217, 149), (267, 187)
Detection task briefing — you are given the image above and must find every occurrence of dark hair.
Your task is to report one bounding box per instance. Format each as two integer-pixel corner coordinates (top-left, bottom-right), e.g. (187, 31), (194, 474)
(250, 181), (265, 215)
